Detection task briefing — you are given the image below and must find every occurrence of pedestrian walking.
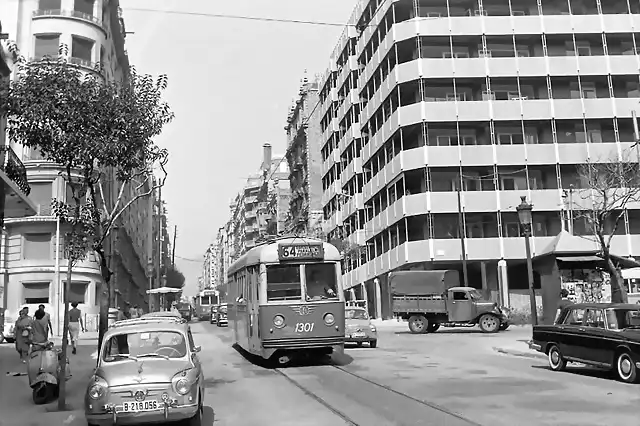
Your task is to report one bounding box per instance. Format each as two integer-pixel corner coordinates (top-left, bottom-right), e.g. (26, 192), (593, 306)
(14, 307), (33, 363)
(32, 309), (50, 345)
(129, 305), (140, 319)
(68, 302), (85, 355)
(37, 305), (53, 334)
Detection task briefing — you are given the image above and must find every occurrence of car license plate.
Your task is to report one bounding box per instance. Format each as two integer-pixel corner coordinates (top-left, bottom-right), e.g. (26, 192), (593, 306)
(121, 400), (159, 413)
(352, 332), (366, 338)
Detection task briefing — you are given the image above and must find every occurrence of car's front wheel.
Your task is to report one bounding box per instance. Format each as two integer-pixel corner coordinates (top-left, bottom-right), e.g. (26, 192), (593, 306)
(547, 345), (566, 371)
(370, 340), (377, 348)
(616, 351), (638, 384)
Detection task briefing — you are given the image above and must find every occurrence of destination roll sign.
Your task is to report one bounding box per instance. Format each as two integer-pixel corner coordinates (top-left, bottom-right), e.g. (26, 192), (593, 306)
(278, 242), (324, 261)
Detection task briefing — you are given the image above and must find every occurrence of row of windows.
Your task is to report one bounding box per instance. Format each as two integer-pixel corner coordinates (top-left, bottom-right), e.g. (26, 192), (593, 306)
(22, 232), (99, 261)
(344, 209), (640, 266)
(356, 0), (640, 73)
(21, 281), (89, 305)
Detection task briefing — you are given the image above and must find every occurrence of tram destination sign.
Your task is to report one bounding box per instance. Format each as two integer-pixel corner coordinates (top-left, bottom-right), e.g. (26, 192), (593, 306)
(278, 242), (324, 261)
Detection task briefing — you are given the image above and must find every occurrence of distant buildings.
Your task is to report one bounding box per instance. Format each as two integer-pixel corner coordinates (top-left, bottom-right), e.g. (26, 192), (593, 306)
(285, 75), (324, 237)
(208, 144), (290, 293)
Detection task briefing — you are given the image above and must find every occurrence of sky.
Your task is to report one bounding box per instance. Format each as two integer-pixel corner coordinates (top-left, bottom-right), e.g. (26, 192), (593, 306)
(120, 0), (358, 297)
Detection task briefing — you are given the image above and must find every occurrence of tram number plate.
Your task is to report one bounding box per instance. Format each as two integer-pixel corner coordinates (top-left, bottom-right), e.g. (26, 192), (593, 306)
(121, 401), (159, 413)
(294, 322), (315, 333)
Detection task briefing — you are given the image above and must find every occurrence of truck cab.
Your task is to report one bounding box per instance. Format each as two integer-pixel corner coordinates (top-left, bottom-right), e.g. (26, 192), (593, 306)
(391, 271), (509, 334)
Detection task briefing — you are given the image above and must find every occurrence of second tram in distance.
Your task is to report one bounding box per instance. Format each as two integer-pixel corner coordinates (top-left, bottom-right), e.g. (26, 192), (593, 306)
(227, 237), (346, 365)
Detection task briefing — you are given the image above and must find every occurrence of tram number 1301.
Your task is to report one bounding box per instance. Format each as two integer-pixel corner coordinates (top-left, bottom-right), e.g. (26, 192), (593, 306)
(294, 322), (315, 333)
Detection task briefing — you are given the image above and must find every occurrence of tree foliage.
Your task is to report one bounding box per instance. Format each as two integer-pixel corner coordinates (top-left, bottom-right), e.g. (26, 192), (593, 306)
(576, 150), (640, 303)
(166, 266), (186, 289)
(2, 52), (173, 357)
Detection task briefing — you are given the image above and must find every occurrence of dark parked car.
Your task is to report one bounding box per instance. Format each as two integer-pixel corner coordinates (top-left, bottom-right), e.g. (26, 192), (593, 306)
(530, 303), (640, 383)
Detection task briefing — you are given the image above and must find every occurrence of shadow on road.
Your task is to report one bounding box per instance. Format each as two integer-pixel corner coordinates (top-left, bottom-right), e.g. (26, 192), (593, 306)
(202, 406), (215, 426)
(232, 343), (353, 369)
(530, 364), (614, 381)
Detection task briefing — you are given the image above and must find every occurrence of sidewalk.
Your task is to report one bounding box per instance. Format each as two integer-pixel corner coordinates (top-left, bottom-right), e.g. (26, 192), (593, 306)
(51, 331), (98, 347)
(0, 344), (96, 426)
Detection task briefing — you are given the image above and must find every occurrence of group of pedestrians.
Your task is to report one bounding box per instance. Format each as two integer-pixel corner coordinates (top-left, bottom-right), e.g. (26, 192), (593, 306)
(13, 303), (86, 362)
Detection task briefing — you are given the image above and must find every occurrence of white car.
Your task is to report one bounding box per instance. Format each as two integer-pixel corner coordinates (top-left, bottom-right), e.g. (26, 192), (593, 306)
(1, 311), (16, 344)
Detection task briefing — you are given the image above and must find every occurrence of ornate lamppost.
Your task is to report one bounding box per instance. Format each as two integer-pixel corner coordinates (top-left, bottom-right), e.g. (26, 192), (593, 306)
(516, 196), (538, 326)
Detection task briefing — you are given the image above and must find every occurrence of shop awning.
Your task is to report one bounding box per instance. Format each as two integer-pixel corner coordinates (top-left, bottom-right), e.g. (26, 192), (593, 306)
(556, 256), (603, 263)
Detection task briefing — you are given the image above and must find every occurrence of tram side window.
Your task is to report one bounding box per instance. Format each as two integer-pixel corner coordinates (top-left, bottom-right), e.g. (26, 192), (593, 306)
(305, 263), (338, 301)
(266, 265), (302, 301)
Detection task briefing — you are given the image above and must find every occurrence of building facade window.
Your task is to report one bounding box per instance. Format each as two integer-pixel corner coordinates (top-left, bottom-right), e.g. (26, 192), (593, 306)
(71, 36), (94, 64)
(28, 181), (52, 215)
(22, 282), (50, 304)
(69, 282), (88, 304)
(74, 0), (95, 17)
(34, 34), (60, 59)
(23, 233), (52, 260)
(38, 0), (62, 10)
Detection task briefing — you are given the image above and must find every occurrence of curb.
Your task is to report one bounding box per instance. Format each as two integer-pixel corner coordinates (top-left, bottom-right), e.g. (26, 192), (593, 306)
(492, 346), (546, 360)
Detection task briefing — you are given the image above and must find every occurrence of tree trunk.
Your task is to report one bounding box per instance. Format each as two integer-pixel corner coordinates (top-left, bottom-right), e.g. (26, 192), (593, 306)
(606, 256), (629, 303)
(57, 262), (72, 410)
(96, 248), (111, 355)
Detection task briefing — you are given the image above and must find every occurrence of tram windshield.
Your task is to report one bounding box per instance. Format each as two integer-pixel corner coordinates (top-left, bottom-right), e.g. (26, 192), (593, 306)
(265, 263), (339, 301)
(305, 264), (338, 301)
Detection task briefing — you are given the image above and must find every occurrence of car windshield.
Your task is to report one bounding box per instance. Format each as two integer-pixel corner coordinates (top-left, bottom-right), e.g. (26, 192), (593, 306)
(346, 309), (368, 320)
(305, 263), (339, 301)
(102, 331), (187, 362)
(606, 309), (640, 330)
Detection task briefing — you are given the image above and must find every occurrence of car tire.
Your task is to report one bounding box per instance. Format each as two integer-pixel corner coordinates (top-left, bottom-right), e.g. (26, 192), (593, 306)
(0, 332), (4, 344)
(616, 351), (638, 384)
(370, 340), (377, 348)
(356, 342), (363, 347)
(478, 314), (500, 333)
(499, 322), (510, 331)
(547, 345), (566, 372)
(427, 323), (440, 333)
(5, 338), (14, 344)
(408, 315), (428, 334)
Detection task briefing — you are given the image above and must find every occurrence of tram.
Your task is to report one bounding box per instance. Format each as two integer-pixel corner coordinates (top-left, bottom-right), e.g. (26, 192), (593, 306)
(227, 237), (346, 365)
(194, 289), (218, 321)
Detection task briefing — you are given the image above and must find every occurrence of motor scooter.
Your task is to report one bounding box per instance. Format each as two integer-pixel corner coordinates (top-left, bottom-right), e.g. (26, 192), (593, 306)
(27, 341), (70, 404)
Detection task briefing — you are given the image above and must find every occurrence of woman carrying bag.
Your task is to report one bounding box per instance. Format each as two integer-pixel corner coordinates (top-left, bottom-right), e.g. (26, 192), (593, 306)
(14, 307), (33, 363)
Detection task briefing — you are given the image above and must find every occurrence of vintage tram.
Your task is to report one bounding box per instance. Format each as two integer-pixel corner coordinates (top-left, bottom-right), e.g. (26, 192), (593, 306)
(227, 237), (346, 365)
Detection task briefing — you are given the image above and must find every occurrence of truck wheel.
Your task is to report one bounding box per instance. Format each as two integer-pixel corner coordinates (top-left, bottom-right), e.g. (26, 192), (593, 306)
(408, 315), (428, 334)
(427, 323), (440, 333)
(478, 314), (500, 333)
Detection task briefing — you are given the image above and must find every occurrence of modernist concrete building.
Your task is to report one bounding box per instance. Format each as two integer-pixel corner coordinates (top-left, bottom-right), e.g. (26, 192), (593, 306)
(285, 75), (325, 235)
(1, 0), (153, 333)
(319, 0), (640, 318)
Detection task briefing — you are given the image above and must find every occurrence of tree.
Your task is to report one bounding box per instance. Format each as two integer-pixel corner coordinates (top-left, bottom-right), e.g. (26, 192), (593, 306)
(2, 52), (173, 379)
(576, 151), (640, 303)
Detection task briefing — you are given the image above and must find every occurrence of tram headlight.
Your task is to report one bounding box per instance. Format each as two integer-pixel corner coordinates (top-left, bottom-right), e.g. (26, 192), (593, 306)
(273, 315), (285, 328)
(323, 313), (335, 326)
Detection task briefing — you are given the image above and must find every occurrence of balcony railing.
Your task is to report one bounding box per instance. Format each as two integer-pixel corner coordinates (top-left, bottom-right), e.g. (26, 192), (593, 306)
(33, 9), (103, 27)
(0, 146), (30, 196)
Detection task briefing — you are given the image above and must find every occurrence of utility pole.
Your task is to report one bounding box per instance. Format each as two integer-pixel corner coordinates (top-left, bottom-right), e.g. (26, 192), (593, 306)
(172, 225), (177, 267)
(632, 110), (640, 163)
(456, 181), (469, 287)
(156, 185), (162, 296)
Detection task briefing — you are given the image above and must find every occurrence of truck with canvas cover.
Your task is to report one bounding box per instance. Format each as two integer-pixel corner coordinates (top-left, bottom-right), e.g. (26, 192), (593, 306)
(391, 270), (510, 334)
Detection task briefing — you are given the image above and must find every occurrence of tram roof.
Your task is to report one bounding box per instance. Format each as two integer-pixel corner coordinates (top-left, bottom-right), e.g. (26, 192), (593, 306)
(228, 237), (341, 276)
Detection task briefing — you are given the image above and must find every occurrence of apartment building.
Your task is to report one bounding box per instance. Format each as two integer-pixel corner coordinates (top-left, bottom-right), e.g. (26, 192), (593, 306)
(285, 75), (325, 236)
(0, 0), (153, 333)
(319, 0), (640, 318)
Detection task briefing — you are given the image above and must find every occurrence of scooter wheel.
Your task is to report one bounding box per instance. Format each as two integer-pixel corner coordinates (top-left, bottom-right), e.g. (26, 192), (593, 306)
(32, 383), (56, 405)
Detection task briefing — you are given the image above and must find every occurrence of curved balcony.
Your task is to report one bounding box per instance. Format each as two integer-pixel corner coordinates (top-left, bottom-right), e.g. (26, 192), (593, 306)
(0, 146), (36, 218)
(33, 9), (107, 34)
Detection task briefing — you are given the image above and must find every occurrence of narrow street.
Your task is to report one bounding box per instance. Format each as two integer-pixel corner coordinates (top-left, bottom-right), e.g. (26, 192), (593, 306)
(197, 321), (639, 426)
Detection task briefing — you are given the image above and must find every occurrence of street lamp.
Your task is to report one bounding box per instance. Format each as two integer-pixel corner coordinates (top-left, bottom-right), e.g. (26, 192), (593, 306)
(516, 196), (538, 326)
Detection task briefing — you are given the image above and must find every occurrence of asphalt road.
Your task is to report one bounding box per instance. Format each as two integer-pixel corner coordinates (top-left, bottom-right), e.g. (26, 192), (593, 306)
(197, 321), (640, 426)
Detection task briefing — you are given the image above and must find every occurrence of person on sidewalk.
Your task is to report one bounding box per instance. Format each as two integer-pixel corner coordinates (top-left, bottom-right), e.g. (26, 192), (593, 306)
(68, 302), (86, 355)
(37, 305), (53, 334)
(129, 305), (140, 319)
(14, 307), (33, 363)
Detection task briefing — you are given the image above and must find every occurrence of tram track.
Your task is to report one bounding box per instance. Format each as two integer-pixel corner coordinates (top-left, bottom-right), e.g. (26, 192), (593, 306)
(275, 363), (483, 426)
